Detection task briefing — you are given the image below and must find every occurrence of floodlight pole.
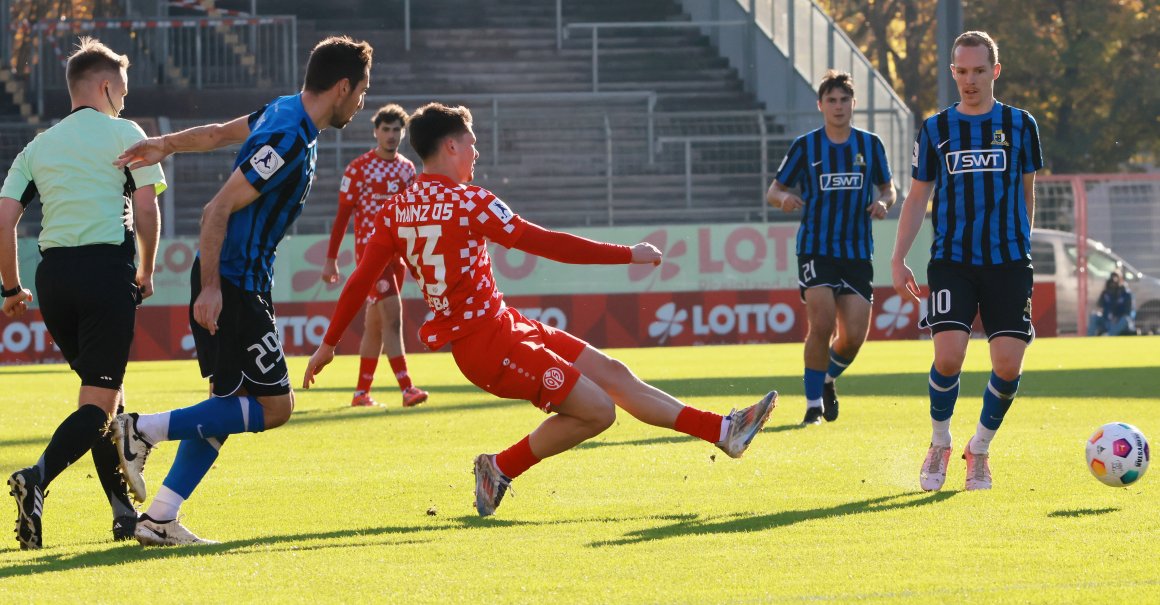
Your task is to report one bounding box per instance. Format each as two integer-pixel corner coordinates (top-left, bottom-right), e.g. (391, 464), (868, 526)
(936, 0), (963, 110)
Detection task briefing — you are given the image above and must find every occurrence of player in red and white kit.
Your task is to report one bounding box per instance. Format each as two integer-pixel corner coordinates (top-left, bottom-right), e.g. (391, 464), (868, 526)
(321, 104), (428, 408)
(303, 103), (777, 516)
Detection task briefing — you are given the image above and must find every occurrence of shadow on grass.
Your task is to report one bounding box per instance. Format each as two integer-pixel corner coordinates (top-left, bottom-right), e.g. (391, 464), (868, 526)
(0, 513), (699, 577)
(574, 422), (803, 452)
(648, 366), (1160, 400)
(588, 491), (958, 547)
(1047, 507), (1120, 518)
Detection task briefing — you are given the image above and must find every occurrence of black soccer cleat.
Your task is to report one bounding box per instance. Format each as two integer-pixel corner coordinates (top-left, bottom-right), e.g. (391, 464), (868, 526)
(8, 466), (44, 550)
(822, 382), (840, 422)
(112, 514), (137, 541)
(801, 405), (824, 426)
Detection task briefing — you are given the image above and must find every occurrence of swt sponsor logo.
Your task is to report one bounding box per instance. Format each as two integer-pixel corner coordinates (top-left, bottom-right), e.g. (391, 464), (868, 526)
(820, 173), (863, 190)
(946, 150), (1006, 174)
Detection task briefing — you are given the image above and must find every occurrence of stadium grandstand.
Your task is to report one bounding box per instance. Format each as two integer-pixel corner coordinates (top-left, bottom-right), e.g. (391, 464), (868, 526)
(1, 0), (912, 235)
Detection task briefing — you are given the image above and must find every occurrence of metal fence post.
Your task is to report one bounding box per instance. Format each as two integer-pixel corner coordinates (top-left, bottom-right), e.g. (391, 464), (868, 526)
(556, 0), (562, 51)
(684, 140), (693, 209)
(35, 30), (44, 117)
(759, 114), (769, 223)
(591, 27), (599, 93)
(159, 116), (176, 239)
(647, 94), (655, 164)
(194, 22), (203, 89)
(1075, 177), (1089, 336)
(604, 114), (613, 226)
(404, 0), (411, 52)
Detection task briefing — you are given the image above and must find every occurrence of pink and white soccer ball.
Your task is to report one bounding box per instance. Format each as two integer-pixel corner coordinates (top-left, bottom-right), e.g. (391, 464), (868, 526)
(1086, 423), (1150, 487)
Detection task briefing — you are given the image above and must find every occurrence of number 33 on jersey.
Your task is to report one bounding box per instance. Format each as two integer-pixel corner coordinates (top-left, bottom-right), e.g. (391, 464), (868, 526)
(369, 173), (528, 349)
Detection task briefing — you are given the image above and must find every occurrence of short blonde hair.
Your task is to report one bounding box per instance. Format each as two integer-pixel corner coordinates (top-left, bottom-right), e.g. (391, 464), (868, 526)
(952, 31), (999, 65)
(65, 37), (129, 92)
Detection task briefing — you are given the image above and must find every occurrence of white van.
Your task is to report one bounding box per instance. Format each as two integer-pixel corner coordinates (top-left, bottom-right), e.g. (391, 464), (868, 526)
(1030, 228), (1160, 335)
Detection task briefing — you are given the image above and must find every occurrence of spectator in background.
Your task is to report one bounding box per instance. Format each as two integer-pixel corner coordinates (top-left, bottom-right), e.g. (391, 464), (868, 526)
(1088, 272), (1135, 336)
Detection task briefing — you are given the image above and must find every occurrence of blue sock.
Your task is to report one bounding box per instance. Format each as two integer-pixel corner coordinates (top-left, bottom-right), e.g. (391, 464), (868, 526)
(980, 372), (1020, 430)
(162, 435), (228, 499)
(826, 349), (854, 381)
(928, 366), (960, 421)
(167, 396), (266, 441)
(804, 368), (826, 402)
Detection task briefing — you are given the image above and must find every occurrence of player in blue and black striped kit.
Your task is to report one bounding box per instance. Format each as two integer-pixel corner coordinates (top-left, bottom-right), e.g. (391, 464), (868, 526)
(109, 36), (374, 545)
(892, 31), (1044, 492)
(767, 70), (895, 426)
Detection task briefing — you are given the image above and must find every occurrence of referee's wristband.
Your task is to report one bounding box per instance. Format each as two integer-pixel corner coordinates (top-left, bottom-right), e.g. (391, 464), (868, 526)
(1, 284), (22, 298)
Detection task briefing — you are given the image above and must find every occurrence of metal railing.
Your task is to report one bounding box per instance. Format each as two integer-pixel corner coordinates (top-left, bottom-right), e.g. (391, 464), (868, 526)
(8, 16), (297, 115)
(563, 20), (748, 93)
(656, 132), (794, 220)
(358, 91), (658, 166)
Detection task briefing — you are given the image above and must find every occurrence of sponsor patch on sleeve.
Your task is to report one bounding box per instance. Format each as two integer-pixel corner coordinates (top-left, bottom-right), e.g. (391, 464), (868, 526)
(249, 145), (285, 180)
(487, 198), (514, 224)
(340, 175), (351, 192)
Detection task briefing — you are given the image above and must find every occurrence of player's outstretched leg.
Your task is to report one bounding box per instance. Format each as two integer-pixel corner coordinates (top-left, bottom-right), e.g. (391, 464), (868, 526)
(573, 347), (776, 457)
(135, 514), (219, 546)
(7, 467), (44, 550)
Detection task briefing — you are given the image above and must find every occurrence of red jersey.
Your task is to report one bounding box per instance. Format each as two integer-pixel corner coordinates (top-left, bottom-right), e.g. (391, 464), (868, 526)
(369, 173), (528, 349)
(338, 150), (416, 251)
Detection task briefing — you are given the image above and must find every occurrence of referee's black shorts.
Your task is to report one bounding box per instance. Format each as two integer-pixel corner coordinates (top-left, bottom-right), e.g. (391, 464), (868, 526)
(35, 242), (140, 389)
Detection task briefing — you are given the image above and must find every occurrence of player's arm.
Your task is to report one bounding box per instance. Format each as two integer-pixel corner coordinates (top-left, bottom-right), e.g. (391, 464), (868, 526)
(115, 115), (251, 170)
(890, 179), (934, 302)
(868, 182), (897, 220)
(765, 180), (805, 213)
(304, 240), (396, 388)
(323, 165), (361, 284)
(0, 197), (32, 318)
(192, 168), (262, 335)
(512, 222), (659, 265)
(131, 186), (160, 301)
(1023, 172), (1036, 231)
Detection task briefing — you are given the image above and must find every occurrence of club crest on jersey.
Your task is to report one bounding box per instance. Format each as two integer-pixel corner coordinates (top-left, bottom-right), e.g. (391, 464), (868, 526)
(488, 199), (514, 224)
(249, 145), (284, 179)
(992, 129), (1009, 146)
(820, 173), (863, 190)
(946, 149), (1006, 174)
(854, 153), (866, 167)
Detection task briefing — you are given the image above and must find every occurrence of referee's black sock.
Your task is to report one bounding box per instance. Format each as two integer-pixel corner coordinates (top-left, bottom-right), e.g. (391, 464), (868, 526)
(35, 404), (109, 487)
(91, 403), (137, 518)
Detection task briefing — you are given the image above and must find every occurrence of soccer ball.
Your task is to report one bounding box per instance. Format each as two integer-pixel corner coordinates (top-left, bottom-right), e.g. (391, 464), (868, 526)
(1085, 423), (1150, 487)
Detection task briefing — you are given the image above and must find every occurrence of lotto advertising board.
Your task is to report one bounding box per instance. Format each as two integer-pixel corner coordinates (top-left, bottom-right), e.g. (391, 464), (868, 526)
(0, 221), (1057, 363)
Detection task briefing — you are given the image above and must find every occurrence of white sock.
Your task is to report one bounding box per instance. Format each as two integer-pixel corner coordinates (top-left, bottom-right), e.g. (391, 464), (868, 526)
(931, 419), (952, 447)
(824, 375), (835, 384)
(971, 423), (997, 455)
(807, 398), (823, 409)
(135, 412), (170, 444)
(145, 485), (185, 521)
(718, 417), (731, 443)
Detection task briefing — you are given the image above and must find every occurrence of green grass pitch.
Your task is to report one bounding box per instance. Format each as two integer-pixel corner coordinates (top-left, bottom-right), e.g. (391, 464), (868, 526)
(1, 336), (1157, 603)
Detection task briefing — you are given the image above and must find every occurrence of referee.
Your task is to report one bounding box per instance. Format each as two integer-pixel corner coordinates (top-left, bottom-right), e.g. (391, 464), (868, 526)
(0, 37), (166, 549)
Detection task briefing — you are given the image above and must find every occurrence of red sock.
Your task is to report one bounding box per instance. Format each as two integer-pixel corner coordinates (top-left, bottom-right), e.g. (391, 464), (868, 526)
(388, 355), (413, 391)
(494, 435), (540, 479)
(673, 406), (725, 443)
(356, 357), (377, 393)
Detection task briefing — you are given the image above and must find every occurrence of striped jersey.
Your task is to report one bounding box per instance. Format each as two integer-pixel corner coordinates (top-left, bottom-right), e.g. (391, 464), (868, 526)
(775, 126), (892, 260)
(217, 94), (319, 292)
(912, 101), (1043, 265)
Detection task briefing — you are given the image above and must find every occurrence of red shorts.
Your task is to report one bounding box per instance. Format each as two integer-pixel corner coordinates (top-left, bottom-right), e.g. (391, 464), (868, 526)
(357, 245), (406, 305)
(451, 307), (587, 412)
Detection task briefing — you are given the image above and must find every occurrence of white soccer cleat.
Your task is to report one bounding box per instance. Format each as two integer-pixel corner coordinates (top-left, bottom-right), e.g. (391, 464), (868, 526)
(112, 413), (153, 503)
(963, 438), (992, 491)
(717, 391), (778, 459)
(134, 514), (218, 546)
(473, 454), (511, 517)
(920, 444), (953, 491)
